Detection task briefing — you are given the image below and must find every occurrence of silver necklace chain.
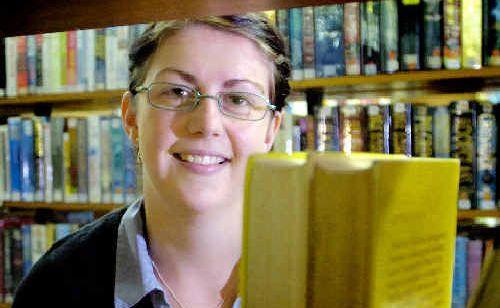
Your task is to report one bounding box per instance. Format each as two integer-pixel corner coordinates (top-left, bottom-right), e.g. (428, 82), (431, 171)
(151, 259), (225, 308)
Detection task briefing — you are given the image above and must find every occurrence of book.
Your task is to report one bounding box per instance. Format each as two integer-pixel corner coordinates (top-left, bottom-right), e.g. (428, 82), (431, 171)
(66, 30), (77, 91)
(26, 35), (37, 94)
(366, 103), (390, 153)
(314, 5), (345, 77)
(242, 152), (460, 307)
(461, 0), (482, 68)
(0, 127), (6, 201)
(399, 0), (421, 70)
(16, 36), (28, 95)
(59, 32), (67, 92)
(443, 0), (461, 69)
(5, 37), (17, 97)
(466, 239), (483, 299)
(468, 245), (500, 308)
(7, 117), (22, 201)
(95, 29), (106, 90)
(452, 236), (468, 308)
(0, 39), (5, 96)
(390, 102), (412, 155)
(313, 105), (334, 152)
(100, 117), (112, 203)
(51, 117), (65, 202)
(302, 7), (315, 79)
(87, 116), (101, 203)
(422, 0), (443, 69)
(20, 118), (35, 202)
(339, 101), (366, 153)
(105, 27), (118, 89)
(360, 1), (381, 75)
(483, 0), (500, 66)
(33, 117), (45, 201)
(344, 2), (361, 75)
(450, 100), (477, 209)
(43, 120), (53, 203)
(289, 8), (304, 80)
(276, 9), (290, 56)
(380, 0), (399, 73)
(116, 26), (130, 89)
(77, 118), (88, 203)
(476, 102), (496, 209)
(412, 105), (433, 157)
(111, 117), (125, 204)
(433, 106), (451, 158)
(35, 34), (43, 92)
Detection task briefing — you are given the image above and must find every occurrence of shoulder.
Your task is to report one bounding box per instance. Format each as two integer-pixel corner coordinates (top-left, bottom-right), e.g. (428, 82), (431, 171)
(13, 207), (128, 308)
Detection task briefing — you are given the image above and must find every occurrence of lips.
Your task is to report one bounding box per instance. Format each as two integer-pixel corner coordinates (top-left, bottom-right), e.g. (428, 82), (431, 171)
(173, 152), (231, 165)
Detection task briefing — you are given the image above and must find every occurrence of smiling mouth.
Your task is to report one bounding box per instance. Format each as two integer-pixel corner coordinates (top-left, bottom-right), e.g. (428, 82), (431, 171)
(173, 153), (230, 165)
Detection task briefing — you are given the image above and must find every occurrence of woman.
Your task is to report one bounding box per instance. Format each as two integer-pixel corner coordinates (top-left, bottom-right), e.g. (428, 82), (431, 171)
(13, 13), (290, 308)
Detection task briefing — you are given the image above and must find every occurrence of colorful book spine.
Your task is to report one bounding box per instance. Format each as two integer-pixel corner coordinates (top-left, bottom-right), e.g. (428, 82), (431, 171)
(7, 117), (21, 201)
(51, 117), (64, 202)
(26, 35), (37, 94)
(399, 0), (421, 70)
(360, 1), (381, 75)
(343, 2), (361, 75)
(77, 118), (88, 203)
(302, 7), (315, 79)
(5, 37), (17, 97)
(76, 30), (86, 91)
(87, 116), (101, 203)
(59, 32), (67, 92)
(16, 36), (28, 95)
(21, 223), (32, 277)
(33, 117), (45, 202)
(276, 9), (290, 56)
(65, 118), (79, 203)
(50, 33), (62, 93)
(443, 0), (461, 69)
(450, 100), (477, 209)
(94, 29), (106, 90)
(100, 117), (112, 203)
(123, 133), (137, 203)
(20, 119), (35, 202)
(452, 236), (468, 308)
(461, 0), (482, 68)
(111, 117), (125, 204)
(476, 102), (496, 209)
(116, 26), (130, 89)
(66, 30), (78, 91)
(466, 239), (483, 298)
(483, 0), (500, 66)
(339, 101), (366, 153)
(35, 34), (43, 93)
(3, 224), (13, 302)
(380, 0), (399, 73)
(0, 39), (5, 96)
(11, 224), (23, 291)
(314, 5), (345, 77)
(433, 106), (451, 157)
(105, 27), (118, 89)
(390, 102), (412, 155)
(43, 120), (53, 203)
(314, 105), (332, 151)
(366, 104), (390, 153)
(41, 33), (51, 93)
(289, 8), (304, 80)
(412, 105), (433, 157)
(85, 29), (96, 91)
(331, 104), (341, 151)
(423, 0), (443, 69)
(0, 128), (6, 201)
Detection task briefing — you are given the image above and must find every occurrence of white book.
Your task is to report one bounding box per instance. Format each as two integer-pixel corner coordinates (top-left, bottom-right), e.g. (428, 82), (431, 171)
(5, 37), (17, 97)
(85, 29), (95, 91)
(26, 35), (37, 94)
(87, 116), (102, 203)
(105, 27), (118, 89)
(50, 33), (62, 93)
(100, 117), (112, 203)
(76, 30), (86, 92)
(116, 26), (130, 89)
(31, 224), (47, 264)
(43, 120), (53, 203)
(41, 33), (51, 94)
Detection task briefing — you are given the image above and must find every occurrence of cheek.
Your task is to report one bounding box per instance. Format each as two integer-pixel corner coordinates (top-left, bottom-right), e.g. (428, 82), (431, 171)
(138, 109), (176, 164)
(230, 124), (269, 159)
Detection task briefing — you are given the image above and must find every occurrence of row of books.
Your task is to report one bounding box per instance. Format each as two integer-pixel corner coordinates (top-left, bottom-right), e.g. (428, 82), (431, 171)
(276, 0), (499, 80)
(0, 115), (139, 205)
(0, 24), (148, 97)
(452, 236), (496, 308)
(273, 97), (497, 210)
(0, 214), (94, 303)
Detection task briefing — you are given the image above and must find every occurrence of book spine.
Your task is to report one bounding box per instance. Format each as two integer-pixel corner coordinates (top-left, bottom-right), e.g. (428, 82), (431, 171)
(461, 0), (482, 68)
(76, 30), (85, 91)
(2, 126), (11, 202)
(111, 117), (125, 204)
(21, 224), (32, 277)
(276, 9), (291, 56)
(366, 104), (386, 153)
(11, 225), (23, 292)
(314, 105), (331, 151)
(5, 37), (17, 97)
(41, 33), (51, 93)
(360, 1), (381, 75)
(30, 225), (44, 265)
(59, 32), (67, 92)
(0, 39), (5, 96)
(77, 118), (88, 203)
(302, 7), (315, 79)
(87, 116), (101, 203)
(20, 119), (35, 202)
(314, 5), (345, 78)
(422, 0), (443, 69)
(412, 105), (432, 157)
(17, 36), (28, 95)
(399, 0), (422, 70)
(26, 35), (37, 94)
(0, 128), (5, 201)
(343, 2), (361, 75)
(67, 118), (79, 203)
(452, 236), (468, 308)
(289, 8), (304, 80)
(51, 117), (64, 202)
(380, 0), (400, 73)
(116, 26), (130, 89)
(100, 117), (112, 203)
(105, 27), (118, 89)
(0, 221), (3, 302)
(43, 120), (53, 203)
(476, 103), (496, 210)
(433, 106), (451, 157)
(85, 30), (96, 91)
(339, 102), (366, 152)
(33, 117), (45, 202)
(50, 33), (62, 93)
(66, 30), (77, 92)
(390, 102), (413, 155)
(35, 34), (43, 93)
(450, 100), (477, 209)
(3, 227), (12, 303)
(123, 133), (137, 203)
(466, 239), (483, 297)
(483, 0), (500, 66)
(94, 29), (106, 90)
(443, 0), (461, 69)
(8, 118), (22, 201)
(331, 105), (341, 151)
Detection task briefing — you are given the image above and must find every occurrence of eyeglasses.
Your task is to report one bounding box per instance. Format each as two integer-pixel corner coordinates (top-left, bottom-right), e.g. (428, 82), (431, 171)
(133, 82), (277, 121)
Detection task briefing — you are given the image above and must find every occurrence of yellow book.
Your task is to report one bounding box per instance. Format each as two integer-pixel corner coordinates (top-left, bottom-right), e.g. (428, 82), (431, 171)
(461, 0), (482, 69)
(242, 152), (460, 308)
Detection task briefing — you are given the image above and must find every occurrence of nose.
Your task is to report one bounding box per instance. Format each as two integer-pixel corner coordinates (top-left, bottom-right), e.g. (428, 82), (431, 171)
(186, 95), (224, 137)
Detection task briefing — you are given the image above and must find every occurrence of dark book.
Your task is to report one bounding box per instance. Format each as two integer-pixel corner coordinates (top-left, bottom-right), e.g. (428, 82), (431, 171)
(380, 0), (400, 73)
(302, 7), (315, 79)
(289, 8), (304, 80)
(0, 39), (5, 96)
(314, 5), (345, 77)
(443, 0), (461, 69)
(11, 224), (23, 295)
(399, 0), (421, 70)
(276, 9), (290, 56)
(422, 0), (443, 69)
(26, 35), (37, 94)
(412, 105), (433, 157)
(94, 29), (106, 90)
(483, 0), (500, 66)
(366, 103), (390, 153)
(77, 118), (88, 203)
(476, 102), (496, 209)
(390, 102), (412, 155)
(361, 1), (381, 75)
(35, 34), (43, 92)
(50, 117), (65, 202)
(450, 100), (477, 210)
(17, 36), (28, 95)
(33, 117), (45, 202)
(339, 101), (366, 152)
(344, 2), (361, 75)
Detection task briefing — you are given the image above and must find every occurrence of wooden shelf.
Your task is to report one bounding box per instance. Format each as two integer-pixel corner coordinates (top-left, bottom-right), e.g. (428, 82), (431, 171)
(2, 201), (122, 212)
(458, 210), (500, 220)
(0, 89), (124, 106)
(1, 0), (353, 37)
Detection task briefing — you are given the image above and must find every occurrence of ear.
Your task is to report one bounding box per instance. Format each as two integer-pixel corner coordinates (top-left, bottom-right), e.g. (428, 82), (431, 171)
(121, 91), (138, 145)
(264, 111), (283, 151)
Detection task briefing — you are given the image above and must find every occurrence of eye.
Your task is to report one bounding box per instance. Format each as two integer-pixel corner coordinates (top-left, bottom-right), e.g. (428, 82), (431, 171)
(171, 87), (190, 98)
(227, 94), (250, 106)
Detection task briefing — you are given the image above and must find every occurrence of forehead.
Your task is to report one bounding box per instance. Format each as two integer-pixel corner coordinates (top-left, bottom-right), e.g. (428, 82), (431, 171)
(145, 25), (272, 92)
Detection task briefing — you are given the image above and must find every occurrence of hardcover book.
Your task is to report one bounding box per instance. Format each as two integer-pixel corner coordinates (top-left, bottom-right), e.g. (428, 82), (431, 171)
(339, 101), (366, 153)
(443, 0), (461, 69)
(433, 106), (451, 158)
(476, 102), (496, 209)
(380, 0), (399, 73)
(422, 0), (443, 69)
(399, 0), (421, 70)
(412, 105), (433, 157)
(20, 119), (35, 202)
(314, 5), (345, 77)
(361, 1), (381, 75)
(302, 7), (315, 79)
(289, 8), (304, 80)
(483, 0), (500, 66)
(390, 102), (412, 155)
(461, 0), (482, 68)
(366, 104), (390, 153)
(7, 117), (21, 201)
(344, 2), (361, 75)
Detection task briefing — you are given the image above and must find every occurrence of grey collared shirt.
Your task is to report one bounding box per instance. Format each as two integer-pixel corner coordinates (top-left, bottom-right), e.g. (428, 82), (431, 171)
(114, 198), (241, 308)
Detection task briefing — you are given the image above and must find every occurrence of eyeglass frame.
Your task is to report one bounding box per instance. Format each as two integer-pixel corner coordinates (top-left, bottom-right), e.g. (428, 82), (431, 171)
(131, 82), (278, 121)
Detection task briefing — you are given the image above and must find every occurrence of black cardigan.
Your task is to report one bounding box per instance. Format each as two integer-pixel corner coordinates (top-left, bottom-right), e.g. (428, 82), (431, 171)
(12, 207), (130, 308)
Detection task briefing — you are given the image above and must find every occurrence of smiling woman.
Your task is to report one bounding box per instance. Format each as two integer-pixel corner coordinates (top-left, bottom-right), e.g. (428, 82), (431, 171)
(12, 13), (291, 308)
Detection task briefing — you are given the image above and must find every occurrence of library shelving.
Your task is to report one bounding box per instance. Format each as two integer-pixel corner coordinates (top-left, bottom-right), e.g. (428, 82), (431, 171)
(1, 201), (121, 213)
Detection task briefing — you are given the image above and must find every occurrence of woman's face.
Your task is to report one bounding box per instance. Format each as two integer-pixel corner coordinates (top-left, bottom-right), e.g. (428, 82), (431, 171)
(129, 25), (281, 212)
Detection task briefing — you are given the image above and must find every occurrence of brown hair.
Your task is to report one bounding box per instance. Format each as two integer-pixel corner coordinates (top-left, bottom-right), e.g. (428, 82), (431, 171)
(128, 13), (291, 111)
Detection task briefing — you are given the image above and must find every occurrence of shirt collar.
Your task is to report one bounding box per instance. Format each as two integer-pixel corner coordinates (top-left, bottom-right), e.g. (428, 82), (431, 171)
(114, 197), (167, 308)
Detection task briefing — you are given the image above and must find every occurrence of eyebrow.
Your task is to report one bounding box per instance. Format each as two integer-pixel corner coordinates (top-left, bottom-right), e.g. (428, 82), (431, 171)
(153, 67), (266, 94)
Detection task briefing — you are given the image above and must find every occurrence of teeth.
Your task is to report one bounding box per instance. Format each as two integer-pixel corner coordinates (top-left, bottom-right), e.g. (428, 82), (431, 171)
(179, 154), (226, 165)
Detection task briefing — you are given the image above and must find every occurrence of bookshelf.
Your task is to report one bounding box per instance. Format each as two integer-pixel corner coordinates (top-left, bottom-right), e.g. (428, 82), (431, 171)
(458, 210), (500, 220)
(2, 201), (122, 213)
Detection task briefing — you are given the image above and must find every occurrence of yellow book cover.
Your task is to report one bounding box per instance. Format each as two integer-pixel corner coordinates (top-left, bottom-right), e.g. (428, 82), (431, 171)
(461, 0), (482, 69)
(45, 223), (56, 251)
(242, 152), (460, 308)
